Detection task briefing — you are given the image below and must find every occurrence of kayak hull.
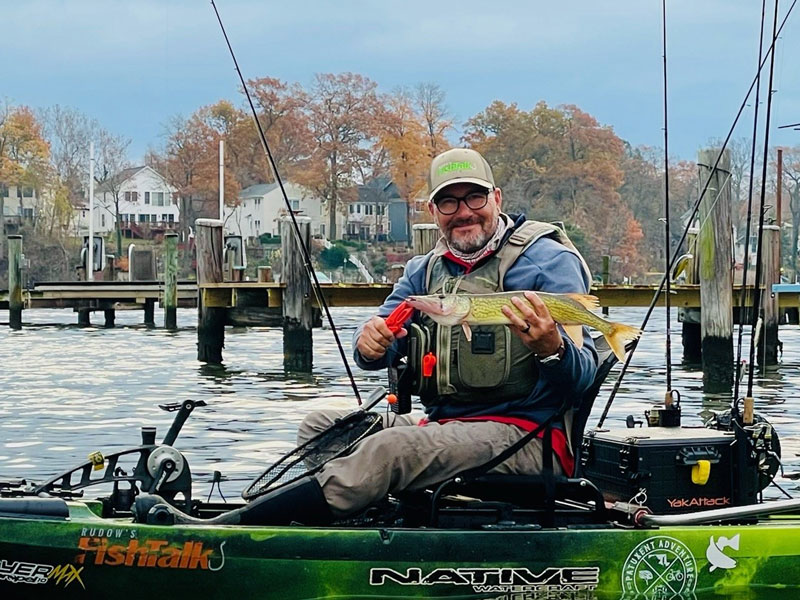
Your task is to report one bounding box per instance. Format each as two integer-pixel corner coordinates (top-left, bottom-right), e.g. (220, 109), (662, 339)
(2, 501), (800, 599)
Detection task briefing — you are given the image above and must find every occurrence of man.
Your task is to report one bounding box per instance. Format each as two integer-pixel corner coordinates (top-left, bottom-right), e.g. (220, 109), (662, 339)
(135, 148), (598, 526)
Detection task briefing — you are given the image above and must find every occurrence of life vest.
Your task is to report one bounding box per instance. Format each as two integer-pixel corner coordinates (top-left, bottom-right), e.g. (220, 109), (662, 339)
(406, 219), (590, 408)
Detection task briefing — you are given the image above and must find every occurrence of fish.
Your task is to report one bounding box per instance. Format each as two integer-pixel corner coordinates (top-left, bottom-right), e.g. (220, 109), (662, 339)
(405, 291), (641, 362)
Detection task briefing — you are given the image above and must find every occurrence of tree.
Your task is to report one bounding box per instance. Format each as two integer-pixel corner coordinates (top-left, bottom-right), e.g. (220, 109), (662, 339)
(783, 147), (800, 281)
(0, 102), (51, 257)
(298, 73), (382, 239)
(379, 89), (430, 242)
(415, 83), (452, 157)
(92, 130), (131, 258)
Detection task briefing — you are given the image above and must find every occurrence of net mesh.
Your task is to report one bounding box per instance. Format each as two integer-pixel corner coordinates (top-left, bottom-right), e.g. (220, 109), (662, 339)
(242, 411), (383, 500)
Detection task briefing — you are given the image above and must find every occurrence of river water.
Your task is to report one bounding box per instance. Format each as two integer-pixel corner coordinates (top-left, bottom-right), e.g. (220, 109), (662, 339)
(1, 306), (799, 501)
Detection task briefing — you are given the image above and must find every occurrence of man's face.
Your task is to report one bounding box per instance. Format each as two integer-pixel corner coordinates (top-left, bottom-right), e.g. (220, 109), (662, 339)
(430, 182), (502, 253)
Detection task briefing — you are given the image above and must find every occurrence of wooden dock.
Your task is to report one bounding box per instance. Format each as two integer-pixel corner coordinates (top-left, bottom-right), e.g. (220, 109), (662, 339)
(4, 281), (799, 312)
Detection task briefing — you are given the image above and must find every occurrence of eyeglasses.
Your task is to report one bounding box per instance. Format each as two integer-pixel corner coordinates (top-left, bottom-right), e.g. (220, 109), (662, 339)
(433, 190), (492, 215)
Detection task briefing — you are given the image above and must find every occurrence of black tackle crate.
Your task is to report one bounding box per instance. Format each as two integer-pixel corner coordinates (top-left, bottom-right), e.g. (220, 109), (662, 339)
(580, 426), (736, 513)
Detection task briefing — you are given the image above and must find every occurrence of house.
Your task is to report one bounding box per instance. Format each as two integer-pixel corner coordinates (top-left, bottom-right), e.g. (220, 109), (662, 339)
(75, 166), (179, 239)
(347, 177), (420, 243)
(223, 182), (327, 241)
(1, 184), (39, 234)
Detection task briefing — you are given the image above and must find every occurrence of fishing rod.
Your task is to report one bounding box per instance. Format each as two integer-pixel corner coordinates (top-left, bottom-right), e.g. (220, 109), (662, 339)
(746, 0), (781, 399)
(209, 0), (363, 405)
(661, 0), (674, 400)
(734, 0), (768, 405)
(596, 0), (797, 428)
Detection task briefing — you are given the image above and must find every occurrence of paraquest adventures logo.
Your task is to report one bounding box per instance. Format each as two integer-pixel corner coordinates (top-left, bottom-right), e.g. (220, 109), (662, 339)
(622, 536), (697, 599)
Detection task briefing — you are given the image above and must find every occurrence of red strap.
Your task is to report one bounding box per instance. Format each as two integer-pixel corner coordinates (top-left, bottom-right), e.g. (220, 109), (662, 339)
(418, 416), (574, 476)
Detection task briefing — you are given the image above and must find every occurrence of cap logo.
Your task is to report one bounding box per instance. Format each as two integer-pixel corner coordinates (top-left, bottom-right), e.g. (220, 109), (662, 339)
(437, 161), (476, 176)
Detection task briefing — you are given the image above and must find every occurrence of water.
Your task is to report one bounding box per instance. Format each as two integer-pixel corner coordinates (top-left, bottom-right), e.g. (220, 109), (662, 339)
(1, 306), (799, 502)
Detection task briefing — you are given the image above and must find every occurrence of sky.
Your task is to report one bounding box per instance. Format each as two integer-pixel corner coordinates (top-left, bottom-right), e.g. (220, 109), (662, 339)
(3, 0), (800, 165)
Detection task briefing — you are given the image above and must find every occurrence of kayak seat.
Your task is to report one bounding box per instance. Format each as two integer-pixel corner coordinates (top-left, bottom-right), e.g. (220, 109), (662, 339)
(404, 335), (622, 528)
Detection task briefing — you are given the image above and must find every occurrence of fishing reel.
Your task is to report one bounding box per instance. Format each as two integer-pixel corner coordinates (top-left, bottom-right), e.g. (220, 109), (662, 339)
(16, 400), (205, 516)
(704, 406), (782, 494)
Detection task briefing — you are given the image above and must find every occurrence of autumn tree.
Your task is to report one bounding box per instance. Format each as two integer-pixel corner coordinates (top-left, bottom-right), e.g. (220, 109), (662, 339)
(298, 73), (382, 239)
(0, 102), (51, 258)
(379, 89), (430, 241)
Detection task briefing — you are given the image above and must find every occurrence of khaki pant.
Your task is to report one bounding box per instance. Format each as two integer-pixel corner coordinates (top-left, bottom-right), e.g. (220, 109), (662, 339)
(297, 409), (561, 517)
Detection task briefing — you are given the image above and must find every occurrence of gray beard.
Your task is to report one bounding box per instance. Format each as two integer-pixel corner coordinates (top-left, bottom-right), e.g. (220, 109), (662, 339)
(446, 216), (508, 262)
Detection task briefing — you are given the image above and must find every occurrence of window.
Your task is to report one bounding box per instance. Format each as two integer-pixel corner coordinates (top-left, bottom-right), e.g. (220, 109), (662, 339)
(291, 199), (300, 211)
(356, 204), (362, 214)
(144, 192), (150, 204)
(139, 214), (147, 223)
(152, 192), (164, 206)
(254, 198), (261, 206)
(161, 214), (168, 222)
(101, 214), (105, 227)
(349, 205), (354, 214)
(125, 191), (139, 203)
(0, 183), (7, 197)
(168, 214), (175, 223)
(152, 214), (158, 223)
(22, 187), (34, 197)
(377, 205), (386, 216)
(365, 205), (373, 216)
(22, 207), (34, 218)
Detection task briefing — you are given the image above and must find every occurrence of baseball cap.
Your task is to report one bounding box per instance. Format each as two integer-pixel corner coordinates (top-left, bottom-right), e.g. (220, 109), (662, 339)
(428, 148), (495, 201)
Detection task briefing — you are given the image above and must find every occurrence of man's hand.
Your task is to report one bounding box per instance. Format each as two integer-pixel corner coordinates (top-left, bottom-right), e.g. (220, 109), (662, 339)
(501, 291), (563, 357)
(356, 315), (407, 361)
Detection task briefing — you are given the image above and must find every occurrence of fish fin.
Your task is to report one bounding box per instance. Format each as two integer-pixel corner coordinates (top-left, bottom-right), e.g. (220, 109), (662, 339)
(565, 293), (600, 310)
(461, 322), (472, 342)
(605, 322), (643, 362)
(563, 325), (584, 349)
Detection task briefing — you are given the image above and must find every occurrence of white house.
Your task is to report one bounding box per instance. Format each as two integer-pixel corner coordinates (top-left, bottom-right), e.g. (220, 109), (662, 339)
(75, 166), (179, 238)
(1, 184), (40, 234)
(224, 182), (334, 241)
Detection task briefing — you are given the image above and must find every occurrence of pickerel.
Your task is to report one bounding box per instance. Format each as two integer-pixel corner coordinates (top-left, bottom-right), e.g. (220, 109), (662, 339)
(405, 291), (641, 361)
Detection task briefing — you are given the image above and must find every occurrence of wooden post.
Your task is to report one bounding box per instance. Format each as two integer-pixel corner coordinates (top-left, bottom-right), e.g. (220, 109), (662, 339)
(78, 309), (91, 327)
(388, 263), (405, 283)
(412, 224), (440, 256)
(758, 225), (780, 367)
(143, 299), (156, 327)
(103, 255), (115, 281)
(697, 148), (734, 393)
(601, 255), (610, 316)
(281, 216), (313, 372)
(680, 228), (702, 362)
(164, 233), (178, 330)
(104, 309), (116, 328)
(7, 235), (23, 329)
(257, 266), (273, 282)
(196, 219), (225, 363)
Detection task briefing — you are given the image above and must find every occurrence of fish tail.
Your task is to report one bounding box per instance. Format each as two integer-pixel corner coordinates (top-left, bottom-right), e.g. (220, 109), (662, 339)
(565, 293), (600, 310)
(605, 322), (642, 362)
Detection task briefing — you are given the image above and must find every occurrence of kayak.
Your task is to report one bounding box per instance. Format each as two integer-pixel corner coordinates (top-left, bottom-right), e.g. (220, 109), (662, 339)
(1, 394), (796, 600)
(2, 495), (800, 599)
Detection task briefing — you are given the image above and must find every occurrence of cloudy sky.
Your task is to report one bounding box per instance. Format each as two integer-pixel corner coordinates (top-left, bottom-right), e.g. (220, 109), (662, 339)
(3, 0), (800, 163)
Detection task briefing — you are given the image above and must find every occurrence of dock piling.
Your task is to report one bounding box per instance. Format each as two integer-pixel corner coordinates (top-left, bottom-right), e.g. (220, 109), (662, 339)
(196, 219), (225, 363)
(698, 148), (734, 393)
(281, 216), (313, 372)
(164, 233), (178, 330)
(8, 235), (23, 329)
(412, 224), (439, 256)
(758, 225), (780, 367)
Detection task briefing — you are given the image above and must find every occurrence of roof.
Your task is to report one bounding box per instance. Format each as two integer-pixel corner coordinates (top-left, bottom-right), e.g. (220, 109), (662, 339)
(94, 166), (147, 193)
(357, 177), (402, 204)
(239, 183), (278, 198)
